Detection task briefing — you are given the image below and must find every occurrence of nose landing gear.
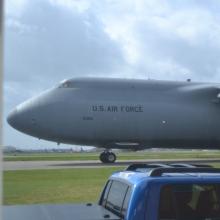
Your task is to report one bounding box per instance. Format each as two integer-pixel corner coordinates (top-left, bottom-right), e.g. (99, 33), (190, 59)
(99, 151), (116, 163)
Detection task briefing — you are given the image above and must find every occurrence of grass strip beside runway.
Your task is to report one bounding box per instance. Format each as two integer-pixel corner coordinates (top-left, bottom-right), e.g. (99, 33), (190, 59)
(4, 167), (124, 205)
(4, 150), (220, 161)
(4, 163), (220, 205)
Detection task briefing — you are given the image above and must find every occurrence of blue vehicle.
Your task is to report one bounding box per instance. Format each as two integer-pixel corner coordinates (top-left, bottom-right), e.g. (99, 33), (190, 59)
(99, 163), (220, 220)
(4, 163), (220, 220)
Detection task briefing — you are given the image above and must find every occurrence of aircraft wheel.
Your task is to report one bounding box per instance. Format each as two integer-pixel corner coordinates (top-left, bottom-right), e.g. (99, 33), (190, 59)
(99, 152), (116, 163)
(99, 152), (107, 163)
(106, 152), (116, 163)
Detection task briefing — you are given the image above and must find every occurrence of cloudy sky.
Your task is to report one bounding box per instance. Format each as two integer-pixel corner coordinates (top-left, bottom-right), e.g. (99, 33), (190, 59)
(4, 0), (220, 149)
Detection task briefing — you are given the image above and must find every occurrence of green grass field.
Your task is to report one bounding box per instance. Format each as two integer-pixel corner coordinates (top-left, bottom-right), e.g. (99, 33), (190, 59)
(3, 167), (124, 205)
(4, 163), (220, 205)
(4, 150), (220, 161)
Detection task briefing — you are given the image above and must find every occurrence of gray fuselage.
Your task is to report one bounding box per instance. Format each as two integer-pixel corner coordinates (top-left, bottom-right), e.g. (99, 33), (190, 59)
(7, 77), (220, 149)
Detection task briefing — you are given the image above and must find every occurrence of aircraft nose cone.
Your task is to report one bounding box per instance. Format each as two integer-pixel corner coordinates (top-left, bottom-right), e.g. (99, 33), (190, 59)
(7, 108), (19, 129)
(7, 100), (38, 134)
(7, 88), (59, 138)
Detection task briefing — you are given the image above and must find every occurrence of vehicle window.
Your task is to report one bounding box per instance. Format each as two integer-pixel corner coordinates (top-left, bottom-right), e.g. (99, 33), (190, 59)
(159, 184), (220, 220)
(101, 180), (112, 206)
(159, 185), (176, 220)
(121, 186), (132, 217)
(104, 180), (130, 217)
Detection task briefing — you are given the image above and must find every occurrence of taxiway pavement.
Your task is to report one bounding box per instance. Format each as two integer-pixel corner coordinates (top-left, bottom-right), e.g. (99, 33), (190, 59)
(3, 159), (220, 171)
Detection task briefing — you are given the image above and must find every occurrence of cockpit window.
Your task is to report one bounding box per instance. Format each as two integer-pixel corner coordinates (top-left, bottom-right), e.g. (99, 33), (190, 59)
(58, 80), (72, 88)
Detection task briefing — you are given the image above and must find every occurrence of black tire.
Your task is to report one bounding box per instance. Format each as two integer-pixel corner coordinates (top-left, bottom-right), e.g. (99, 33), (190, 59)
(99, 152), (107, 163)
(106, 152), (116, 163)
(99, 152), (116, 163)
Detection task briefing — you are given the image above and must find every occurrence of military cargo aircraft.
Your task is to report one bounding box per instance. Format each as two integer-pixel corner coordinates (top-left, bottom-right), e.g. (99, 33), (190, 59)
(7, 77), (220, 163)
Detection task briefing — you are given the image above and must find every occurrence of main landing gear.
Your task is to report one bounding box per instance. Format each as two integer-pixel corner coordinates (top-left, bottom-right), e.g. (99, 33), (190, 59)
(99, 151), (116, 163)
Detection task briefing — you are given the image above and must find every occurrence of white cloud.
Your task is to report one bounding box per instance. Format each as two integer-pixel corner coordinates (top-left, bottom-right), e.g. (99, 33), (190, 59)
(49, 0), (91, 13)
(90, 0), (220, 81)
(5, 0), (28, 17)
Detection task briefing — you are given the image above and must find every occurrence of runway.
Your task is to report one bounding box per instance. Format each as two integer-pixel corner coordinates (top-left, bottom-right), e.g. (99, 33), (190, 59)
(4, 159), (220, 170)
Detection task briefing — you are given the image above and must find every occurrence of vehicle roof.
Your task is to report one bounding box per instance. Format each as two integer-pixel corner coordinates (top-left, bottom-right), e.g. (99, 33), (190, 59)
(109, 164), (220, 186)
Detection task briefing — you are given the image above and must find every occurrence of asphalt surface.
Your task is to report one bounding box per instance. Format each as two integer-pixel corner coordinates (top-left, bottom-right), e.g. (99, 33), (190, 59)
(3, 159), (220, 170)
